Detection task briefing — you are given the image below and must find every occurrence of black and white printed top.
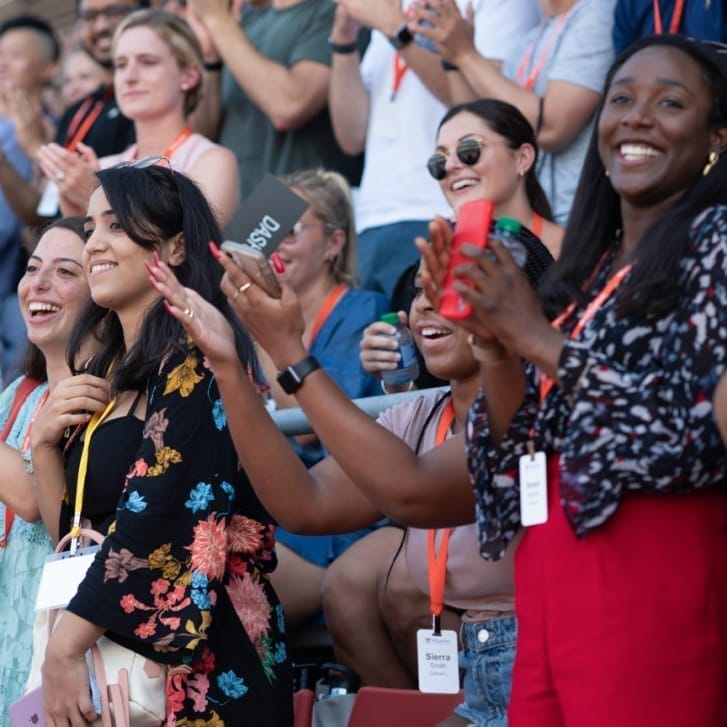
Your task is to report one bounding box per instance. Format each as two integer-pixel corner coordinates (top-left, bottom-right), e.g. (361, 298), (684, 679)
(466, 205), (727, 561)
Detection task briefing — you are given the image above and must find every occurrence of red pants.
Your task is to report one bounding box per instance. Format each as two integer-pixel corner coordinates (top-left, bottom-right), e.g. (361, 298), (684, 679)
(509, 456), (727, 727)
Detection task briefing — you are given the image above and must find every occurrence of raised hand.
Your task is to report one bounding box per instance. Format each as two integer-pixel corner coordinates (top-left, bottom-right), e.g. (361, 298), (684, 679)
(359, 312), (407, 377)
(37, 142), (99, 217)
(31, 374), (111, 450)
(410, 0), (476, 64)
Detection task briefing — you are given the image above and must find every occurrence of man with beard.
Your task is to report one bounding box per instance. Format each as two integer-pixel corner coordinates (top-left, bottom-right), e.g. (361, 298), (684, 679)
(54, 0), (149, 156)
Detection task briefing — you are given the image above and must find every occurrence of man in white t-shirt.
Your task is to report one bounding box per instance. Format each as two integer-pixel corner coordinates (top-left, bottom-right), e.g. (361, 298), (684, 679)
(328, 0), (541, 297)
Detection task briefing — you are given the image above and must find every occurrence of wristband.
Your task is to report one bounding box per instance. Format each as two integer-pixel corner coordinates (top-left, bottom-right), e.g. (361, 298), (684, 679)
(203, 60), (224, 72)
(277, 355), (321, 394)
(441, 60), (460, 72)
(328, 38), (358, 54)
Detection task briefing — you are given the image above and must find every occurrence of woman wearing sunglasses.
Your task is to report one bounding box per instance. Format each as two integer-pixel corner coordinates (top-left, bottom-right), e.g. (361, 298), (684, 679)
(426, 98), (563, 258)
(38, 8), (239, 228)
(30, 164), (291, 724)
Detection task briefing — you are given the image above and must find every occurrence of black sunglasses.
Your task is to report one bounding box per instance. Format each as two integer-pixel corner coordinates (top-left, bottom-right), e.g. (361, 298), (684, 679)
(426, 137), (486, 181)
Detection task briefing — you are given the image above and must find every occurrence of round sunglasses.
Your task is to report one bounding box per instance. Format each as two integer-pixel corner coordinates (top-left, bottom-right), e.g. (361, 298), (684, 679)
(426, 137), (487, 181)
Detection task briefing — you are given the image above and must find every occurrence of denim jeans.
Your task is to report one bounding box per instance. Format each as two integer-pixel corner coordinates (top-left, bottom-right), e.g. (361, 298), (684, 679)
(454, 615), (517, 726)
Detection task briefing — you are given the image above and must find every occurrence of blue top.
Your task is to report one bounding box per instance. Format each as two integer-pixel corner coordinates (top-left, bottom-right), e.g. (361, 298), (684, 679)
(613, 0), (727, 53)
(0, 376), (53, 721)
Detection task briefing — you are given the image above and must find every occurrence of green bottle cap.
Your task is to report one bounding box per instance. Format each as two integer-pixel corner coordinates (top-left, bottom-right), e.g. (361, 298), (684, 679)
(495, 216), (522, 235)
(381, 312), (400, 325)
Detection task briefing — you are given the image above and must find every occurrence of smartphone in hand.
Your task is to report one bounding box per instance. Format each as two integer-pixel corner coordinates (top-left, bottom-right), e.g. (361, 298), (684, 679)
(438, 199), (494, 320)
(221, 240), (282, 299)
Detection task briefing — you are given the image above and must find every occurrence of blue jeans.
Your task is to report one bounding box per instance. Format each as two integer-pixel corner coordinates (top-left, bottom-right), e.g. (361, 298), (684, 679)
(357, 220), (429, 299)
(455, 615), (517, 726)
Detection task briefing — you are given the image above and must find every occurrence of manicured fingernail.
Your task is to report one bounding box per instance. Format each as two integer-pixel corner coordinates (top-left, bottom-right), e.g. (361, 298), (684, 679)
(271, 252), (285, 273)
(209, 241), (221, 259)
(163, 300), (173, 313)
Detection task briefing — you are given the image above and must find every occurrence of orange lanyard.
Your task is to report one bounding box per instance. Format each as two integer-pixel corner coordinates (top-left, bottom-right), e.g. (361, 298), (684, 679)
(65, 86), (114, 151)
(516, 13), (569, 91)
(132, 126), (193, 161)
(391, 54), (409, 100)
(539, 263), (633, 404)
(532, 212), (543, 238)
(653, 0), (685, 34)
(309, 285), (348, 347)
(1, 389), (49, 547)
(426, 399), (456, 632)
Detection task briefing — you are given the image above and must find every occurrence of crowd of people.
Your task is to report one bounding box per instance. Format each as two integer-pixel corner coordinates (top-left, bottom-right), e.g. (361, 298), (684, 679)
(0, 0), (725, 725)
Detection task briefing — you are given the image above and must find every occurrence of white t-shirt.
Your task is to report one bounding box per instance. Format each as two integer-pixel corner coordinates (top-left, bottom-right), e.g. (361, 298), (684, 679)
(355, 0), (542, 232)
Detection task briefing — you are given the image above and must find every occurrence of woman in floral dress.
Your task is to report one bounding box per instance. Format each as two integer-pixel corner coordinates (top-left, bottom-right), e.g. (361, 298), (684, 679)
(31, 163), (292, 725)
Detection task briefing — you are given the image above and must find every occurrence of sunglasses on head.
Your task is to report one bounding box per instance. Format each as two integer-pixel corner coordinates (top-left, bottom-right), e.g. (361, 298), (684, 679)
(426, 137), (487, 181)
(114, 155), (184, 226)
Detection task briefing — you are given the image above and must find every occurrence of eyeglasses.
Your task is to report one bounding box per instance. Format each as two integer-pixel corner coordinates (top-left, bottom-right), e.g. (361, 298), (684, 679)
(114, 155), (184, 227)
(79, 3), (137, 24)
(289, 221), (336, 239)
(426, 137), (489, 181)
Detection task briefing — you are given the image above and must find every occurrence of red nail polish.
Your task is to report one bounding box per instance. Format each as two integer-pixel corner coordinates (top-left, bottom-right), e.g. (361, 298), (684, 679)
(209, 241), (221, 259)
(152, 251), (160, 266)
(271, 252), (285, 273)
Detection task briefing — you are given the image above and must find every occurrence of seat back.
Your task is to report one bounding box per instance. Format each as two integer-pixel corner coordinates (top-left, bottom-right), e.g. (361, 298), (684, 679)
(347, 687), (463, 727)
(293, 688), (315, 727)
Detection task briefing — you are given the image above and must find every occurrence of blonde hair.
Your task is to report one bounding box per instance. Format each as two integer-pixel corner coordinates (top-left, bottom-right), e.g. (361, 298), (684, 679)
(113, 8), (203, 116)
(280, 169), (359, 286)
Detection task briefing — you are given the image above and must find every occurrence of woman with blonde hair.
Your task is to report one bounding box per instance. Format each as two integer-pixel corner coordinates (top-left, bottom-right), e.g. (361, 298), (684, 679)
(37, 8), (239, 227)
(260, 168), (390, 624)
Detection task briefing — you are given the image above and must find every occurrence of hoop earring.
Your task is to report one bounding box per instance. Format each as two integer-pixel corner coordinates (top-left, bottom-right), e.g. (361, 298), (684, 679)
(703, 151), (719, 176)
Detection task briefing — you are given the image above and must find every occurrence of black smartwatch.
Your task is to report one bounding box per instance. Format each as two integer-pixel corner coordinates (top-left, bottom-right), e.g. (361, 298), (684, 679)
(388, 22), (414, 50)
(277, 355), (321, 394)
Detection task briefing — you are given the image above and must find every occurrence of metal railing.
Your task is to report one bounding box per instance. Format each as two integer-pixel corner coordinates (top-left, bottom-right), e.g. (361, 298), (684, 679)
(269, 386), (449, 436)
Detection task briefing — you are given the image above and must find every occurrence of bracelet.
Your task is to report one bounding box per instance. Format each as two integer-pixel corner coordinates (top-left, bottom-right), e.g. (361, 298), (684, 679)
(203, 60), (224, 72)
(441, 60), (460, 72)
(328, 38), (358, 54)
(380, 379), (415, 395)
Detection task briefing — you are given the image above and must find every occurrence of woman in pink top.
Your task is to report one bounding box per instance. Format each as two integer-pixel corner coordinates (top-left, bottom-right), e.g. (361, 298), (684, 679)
(38, 9), (239, 228)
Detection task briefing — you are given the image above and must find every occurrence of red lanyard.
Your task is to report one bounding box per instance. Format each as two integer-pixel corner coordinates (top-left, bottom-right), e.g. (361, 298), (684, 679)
(132, 126), (193, 161)
(391, 54), (409, 100)
(516, 13), (569, 91)
(653, 0), (685, 34)
(426, 399), (456, 631)
(539, 263), (633, 404)
(65, 86), (114, 151)
(309, 284), (348, 346)
(0, 389), (49, 547)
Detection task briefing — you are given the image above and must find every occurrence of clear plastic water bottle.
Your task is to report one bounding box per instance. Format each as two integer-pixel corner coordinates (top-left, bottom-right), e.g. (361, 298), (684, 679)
(490, 216), (528, 268)
(380, 312), (420, 387)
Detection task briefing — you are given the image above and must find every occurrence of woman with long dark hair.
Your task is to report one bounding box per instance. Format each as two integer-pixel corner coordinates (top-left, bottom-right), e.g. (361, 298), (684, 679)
(447, 35), (727, 724)
(31, 164), (291, 724)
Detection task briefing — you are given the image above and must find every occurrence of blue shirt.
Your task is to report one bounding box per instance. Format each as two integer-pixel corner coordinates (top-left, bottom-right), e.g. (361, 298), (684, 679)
(614, 0), (727, 54)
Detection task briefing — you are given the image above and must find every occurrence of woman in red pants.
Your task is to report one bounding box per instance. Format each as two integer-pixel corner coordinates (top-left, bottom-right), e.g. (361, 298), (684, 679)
(455, 35), (727, 726)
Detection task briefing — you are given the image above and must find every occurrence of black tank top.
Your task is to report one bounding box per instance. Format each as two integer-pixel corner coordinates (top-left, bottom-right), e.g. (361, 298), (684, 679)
(61, 390), (145, 537)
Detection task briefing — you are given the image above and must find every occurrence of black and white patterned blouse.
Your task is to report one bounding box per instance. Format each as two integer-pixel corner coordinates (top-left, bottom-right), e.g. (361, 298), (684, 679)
(466, 205), (727, 561)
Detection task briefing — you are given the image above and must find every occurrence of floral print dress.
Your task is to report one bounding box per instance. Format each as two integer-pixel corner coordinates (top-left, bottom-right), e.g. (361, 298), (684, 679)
(466, 204), (727, 561)
(65, 344), (292, 725)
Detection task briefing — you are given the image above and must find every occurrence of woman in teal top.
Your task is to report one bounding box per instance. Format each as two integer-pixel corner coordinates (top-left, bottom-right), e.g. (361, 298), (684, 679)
(0, 217), (91, 721)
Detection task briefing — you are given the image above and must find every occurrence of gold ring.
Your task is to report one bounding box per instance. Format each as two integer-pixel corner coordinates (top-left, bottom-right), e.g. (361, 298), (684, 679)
(184, 307), (194, 319)
(232, 281), (251, 301)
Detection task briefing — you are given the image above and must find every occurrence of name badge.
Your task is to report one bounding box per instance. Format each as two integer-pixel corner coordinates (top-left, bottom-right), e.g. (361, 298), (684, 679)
(36, 181), (61, 218)
(416, 629), (459, 694)
(519, 450), (548, 526)
(35, 545), (100, 611)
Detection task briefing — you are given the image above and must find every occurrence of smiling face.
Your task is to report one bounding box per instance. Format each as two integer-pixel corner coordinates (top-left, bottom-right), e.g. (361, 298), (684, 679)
(434, 111), (530, 217)
(83, 186), (162, 328)
(408, 262), (478, 382)
(598, 45), (720, 210)
(79, 0), (139, 66)
(18, 227), (89, 356)
(62, 49), (106, 105)
(113, 25), (196, 121)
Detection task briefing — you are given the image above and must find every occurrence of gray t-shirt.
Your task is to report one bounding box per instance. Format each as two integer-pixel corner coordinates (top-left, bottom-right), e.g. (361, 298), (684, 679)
(503, 0), (616, 225)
